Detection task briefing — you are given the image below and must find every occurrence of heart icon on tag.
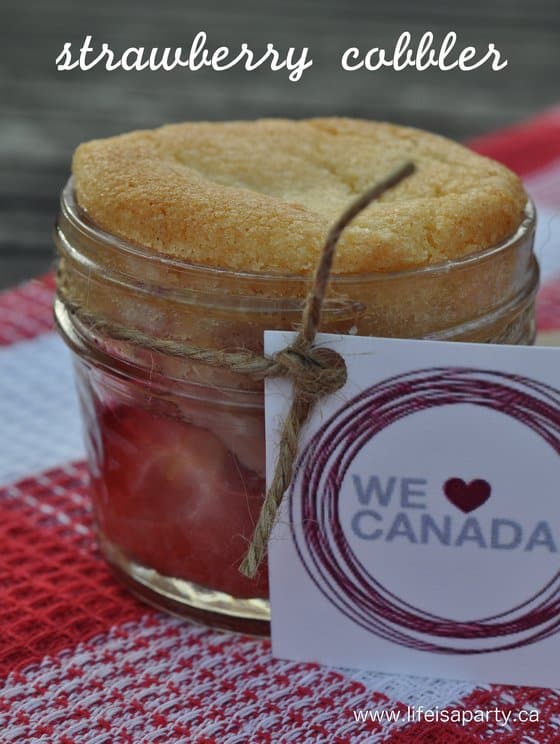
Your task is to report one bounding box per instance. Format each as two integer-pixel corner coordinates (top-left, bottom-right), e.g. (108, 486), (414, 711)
(443, 478), (492, 513)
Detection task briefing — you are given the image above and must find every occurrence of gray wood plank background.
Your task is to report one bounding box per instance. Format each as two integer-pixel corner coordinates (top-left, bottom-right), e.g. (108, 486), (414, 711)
(1, 0), (559, 289)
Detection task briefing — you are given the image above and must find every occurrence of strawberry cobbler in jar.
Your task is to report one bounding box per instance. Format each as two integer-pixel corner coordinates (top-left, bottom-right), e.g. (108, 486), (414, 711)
(54, 118), (537, 633)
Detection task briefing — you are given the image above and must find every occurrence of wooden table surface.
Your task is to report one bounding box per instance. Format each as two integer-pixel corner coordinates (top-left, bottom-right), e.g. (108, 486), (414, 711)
(2, 0), (559, 289)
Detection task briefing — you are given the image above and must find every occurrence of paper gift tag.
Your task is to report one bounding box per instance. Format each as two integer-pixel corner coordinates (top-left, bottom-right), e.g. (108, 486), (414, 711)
(265, 332), (560, 688)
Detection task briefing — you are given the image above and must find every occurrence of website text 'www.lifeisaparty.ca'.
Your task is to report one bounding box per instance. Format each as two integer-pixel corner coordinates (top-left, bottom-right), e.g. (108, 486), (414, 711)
(352, 705), (540, 727)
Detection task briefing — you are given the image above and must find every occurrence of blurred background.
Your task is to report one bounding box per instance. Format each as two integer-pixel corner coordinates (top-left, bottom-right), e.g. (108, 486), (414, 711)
(1, 0), (559, 289)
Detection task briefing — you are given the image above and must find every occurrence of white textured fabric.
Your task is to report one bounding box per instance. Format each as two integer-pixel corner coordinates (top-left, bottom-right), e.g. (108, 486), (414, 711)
(347, 668), (476, 709)
(0, 333), (84, 486)
(526, 158), (560, 281)
(532, 205), (560, 282)
(0, 616), (408, 743)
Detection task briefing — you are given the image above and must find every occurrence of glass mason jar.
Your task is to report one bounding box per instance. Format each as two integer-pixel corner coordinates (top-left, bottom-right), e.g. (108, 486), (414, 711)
(54, 178), (538, 635)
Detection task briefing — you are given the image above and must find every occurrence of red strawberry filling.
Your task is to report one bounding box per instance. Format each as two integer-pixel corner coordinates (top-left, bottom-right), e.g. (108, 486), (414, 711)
(90, 404), (268, 598)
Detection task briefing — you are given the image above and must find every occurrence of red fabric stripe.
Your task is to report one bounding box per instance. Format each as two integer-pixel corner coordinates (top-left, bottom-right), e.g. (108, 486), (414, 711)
(0, 464), (146, 677)
(0, 274), (56, 346)
(469, 108), (560, 177)
(387, 719), (481, 742)
(537, 280), (560, 331)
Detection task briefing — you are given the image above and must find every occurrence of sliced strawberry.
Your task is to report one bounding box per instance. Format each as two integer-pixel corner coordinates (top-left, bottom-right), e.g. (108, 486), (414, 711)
(173, 395), (266, 477)
(92, 405), (268, 598)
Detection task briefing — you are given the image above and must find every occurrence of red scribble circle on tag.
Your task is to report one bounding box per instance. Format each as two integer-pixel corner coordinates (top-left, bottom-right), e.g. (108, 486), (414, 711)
(289, 367), (560, 653)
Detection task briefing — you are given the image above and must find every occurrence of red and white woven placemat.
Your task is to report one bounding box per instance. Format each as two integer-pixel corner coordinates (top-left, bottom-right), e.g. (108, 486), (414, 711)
(1, 111), (560, 742)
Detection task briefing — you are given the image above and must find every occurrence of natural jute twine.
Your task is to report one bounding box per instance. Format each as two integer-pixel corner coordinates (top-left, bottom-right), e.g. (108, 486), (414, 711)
(57, 161), (415, 579)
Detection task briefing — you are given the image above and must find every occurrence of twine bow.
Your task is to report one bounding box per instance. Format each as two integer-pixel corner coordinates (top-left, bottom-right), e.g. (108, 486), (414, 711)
(56, 161), (415, 579)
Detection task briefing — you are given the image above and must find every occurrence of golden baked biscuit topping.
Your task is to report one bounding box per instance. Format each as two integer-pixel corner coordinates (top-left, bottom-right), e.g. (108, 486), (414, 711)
(72, 118), (527, 274)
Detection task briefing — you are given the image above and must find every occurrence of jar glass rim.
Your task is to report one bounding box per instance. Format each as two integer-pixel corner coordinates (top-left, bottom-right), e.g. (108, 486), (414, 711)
(61, 177), (536, 285)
